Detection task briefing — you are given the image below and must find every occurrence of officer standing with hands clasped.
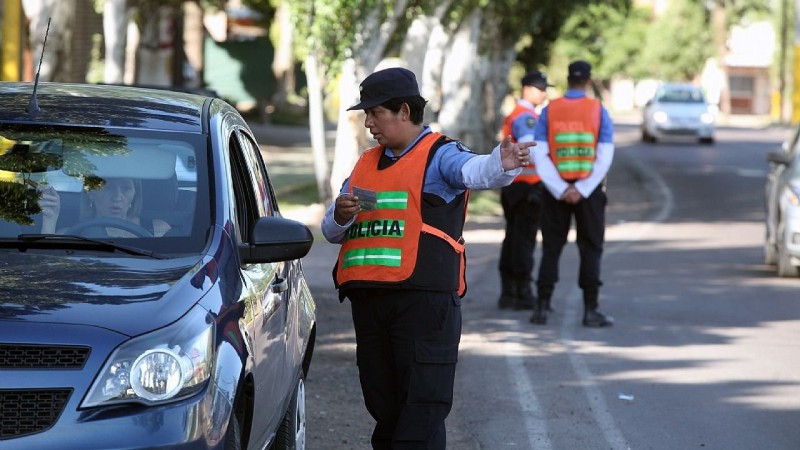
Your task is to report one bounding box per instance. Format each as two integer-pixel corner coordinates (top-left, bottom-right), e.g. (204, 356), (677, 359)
(526, 60), (616, 327)
(321, 66), (535, 449)
(497, 70), (551, 311)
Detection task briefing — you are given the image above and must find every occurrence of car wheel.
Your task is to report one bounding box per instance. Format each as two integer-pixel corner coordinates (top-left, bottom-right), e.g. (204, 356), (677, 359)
(224, 413), (242, 450)
(776, 221), (799, 277)
(641, 127), (655, 143)
(699, 137), (714, 145)
(764, 239), (777, 266)
(776, 243), (799, 277)
(275, 375), (306, 450)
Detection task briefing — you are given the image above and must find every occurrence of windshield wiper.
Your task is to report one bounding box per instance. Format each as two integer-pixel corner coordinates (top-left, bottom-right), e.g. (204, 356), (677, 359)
(15, 234), (163, 259)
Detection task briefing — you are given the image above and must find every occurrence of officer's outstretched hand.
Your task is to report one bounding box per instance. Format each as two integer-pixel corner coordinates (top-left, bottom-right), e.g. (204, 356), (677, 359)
(500, 136), (535, 171)
(333, 193), (361, 226)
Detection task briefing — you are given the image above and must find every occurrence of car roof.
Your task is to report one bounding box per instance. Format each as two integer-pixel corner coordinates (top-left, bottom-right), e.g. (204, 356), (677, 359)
(0, 82), (211, 133)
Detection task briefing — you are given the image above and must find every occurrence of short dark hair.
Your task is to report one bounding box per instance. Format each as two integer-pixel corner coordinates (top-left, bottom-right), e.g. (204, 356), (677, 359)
(382, 96), (427, 125)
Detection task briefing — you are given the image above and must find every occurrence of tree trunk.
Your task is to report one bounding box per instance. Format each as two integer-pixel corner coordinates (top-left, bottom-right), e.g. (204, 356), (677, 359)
(712, 2), (731, 115)
(22, 0), (62, 82)
(181, 1), (204, 89)
(271, 1), (295, 108)
(136, 5), (175, 86)
(305, 52), (332, 203)
(329, 2), (408, 200)
(329, 58), (361, 199)
(103, 0), (127, 84)
(438, 10), (486, 150)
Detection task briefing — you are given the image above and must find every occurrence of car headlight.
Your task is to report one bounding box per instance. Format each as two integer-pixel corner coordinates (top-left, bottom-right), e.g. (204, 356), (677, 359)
(653, 111), (668, 124)
(82, 305), (214, 407)
(784, 186), (800, 208)
(700, 112), (714, 124)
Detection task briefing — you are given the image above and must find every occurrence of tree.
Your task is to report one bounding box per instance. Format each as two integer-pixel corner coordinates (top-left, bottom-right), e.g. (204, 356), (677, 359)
(641, 0), (713, 82)
(284, 0), (610, 204)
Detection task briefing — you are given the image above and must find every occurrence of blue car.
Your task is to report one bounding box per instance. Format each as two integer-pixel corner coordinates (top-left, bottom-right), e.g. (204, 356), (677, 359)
(0, 82), (316, 449)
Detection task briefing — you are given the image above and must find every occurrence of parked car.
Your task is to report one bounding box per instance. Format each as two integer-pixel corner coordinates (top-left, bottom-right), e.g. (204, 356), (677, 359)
(0, 81), (316, 449)
(764, 124), (800, 277)
(641, 82), (716, 144)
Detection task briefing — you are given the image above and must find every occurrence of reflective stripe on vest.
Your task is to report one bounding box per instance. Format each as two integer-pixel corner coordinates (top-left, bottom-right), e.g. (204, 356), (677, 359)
(502, 102), (540, 185)
(546, 97), (601, 181)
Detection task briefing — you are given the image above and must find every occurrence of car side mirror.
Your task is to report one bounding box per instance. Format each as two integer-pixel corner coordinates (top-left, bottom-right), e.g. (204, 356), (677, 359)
(239, 216), (314, 264)
(766, 150), (792, 166)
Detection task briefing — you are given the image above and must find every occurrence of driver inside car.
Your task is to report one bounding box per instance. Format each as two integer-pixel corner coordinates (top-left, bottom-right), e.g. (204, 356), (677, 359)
(40, 177), (171, 237)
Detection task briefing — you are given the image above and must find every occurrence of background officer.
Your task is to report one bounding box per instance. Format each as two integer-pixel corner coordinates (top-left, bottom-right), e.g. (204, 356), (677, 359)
(527, 60), (616, 327)
(497, 70), (551, 311)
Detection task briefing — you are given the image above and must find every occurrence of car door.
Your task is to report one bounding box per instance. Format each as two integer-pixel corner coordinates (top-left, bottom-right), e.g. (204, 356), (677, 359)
(766, 125), (800, 256)
(227, 128), (289, 445)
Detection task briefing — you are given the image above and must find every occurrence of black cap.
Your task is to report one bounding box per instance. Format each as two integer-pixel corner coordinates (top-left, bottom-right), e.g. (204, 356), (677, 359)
(347, 67), (421, 111)
(521, 71), (552, 90)
(567, 60), (592, 82)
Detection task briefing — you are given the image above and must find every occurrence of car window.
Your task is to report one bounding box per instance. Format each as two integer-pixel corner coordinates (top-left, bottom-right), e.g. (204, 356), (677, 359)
(236, 131), (275, 217)
(657, 86), (705, 103)
(0, 125), (210, 254)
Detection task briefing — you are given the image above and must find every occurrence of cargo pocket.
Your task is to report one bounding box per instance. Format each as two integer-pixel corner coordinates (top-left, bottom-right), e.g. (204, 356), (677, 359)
(394, 339), (459, 442)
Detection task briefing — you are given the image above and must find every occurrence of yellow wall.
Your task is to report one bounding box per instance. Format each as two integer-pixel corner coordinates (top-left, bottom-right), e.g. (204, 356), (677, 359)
(2, 0), (23, 81)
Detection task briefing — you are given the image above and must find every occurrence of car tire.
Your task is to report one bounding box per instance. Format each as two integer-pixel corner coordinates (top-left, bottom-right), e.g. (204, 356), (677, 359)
(764, 240), (777, 266)
(699, 137), (714, 145)
(224, 412), (242, 450)
(776, 221), (799, 277)
(776, 244), (799, 277)
(641, 128), (655, 143)
(275, 375), (306, 450)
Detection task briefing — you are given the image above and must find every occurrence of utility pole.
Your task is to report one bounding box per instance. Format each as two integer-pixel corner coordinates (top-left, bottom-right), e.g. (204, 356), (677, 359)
(794, 0), (800, 124)
(776, 0), (787, 123)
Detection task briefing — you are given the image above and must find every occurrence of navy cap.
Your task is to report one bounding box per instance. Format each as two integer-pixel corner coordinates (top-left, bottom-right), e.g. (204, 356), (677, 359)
(521, 70), (552, 90)
(347, 67), (421, 111)
(567, 60), (592, 82)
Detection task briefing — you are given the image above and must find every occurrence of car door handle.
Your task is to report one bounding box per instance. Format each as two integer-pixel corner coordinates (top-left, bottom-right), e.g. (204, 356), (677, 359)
(271, 277), (288, 294)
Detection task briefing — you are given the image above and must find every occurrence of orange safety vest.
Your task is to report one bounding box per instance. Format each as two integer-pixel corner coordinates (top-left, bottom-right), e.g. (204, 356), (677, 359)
(546, 97), (601, 181)
(335, 132), (469, 296)
(502, 102), (540, 185)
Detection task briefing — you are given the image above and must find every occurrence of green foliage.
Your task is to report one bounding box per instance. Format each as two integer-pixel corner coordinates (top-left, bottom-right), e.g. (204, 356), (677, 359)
(639, 0), (712, 81)
(0, 182), (41, 226)
(551, 2), (645, 81)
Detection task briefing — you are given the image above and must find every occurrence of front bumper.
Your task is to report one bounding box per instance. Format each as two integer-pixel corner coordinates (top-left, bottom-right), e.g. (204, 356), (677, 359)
(0, 322), (234, 450)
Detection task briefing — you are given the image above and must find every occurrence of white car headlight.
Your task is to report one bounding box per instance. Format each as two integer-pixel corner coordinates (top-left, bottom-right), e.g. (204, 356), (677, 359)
(82, 305), (214, 407)
(785, 186), (800, 208)
(653, 111), (668, 124)
(700, 112), (714, 124)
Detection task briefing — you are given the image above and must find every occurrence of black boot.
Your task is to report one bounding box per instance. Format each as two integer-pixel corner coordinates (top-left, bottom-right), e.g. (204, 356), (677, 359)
(529, 295), (548, 324)
(582, 289), (613, 327)
(497, 274), (516, 309)
(513, 278), (535, 310)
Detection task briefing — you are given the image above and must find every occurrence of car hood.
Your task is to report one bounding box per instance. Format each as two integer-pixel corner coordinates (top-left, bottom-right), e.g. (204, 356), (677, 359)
(0, 251), (211, 336)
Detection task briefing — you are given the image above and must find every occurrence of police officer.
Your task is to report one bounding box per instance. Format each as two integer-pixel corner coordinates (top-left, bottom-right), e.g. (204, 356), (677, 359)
(321, 66), (535, 449)
(527, 60), (615, 327)
(497, 70), (551, 311)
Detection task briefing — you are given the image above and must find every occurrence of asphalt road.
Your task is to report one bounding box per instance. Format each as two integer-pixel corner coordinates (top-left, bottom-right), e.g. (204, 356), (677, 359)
(257, 119), (800, 449)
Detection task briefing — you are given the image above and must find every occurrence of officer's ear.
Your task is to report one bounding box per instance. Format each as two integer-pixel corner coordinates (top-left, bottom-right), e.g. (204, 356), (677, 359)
(396, 103), (405, 119)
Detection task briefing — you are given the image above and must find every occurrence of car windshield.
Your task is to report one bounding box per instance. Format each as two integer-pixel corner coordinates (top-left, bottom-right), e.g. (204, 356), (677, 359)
(0, 125), (211, 255)
(656, 86), (706, 103)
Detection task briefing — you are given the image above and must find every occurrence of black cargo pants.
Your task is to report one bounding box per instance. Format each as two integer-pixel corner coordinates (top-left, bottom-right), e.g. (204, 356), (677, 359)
(348, 288), (461, 450)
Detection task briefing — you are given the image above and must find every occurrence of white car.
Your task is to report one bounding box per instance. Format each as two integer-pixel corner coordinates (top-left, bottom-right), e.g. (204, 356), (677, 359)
(764, 124), (800, 277)
(641, 83), (715, 144)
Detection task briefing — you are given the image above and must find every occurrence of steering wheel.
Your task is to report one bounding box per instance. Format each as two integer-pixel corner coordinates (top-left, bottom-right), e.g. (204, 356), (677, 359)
(65, 217), (154, 238)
